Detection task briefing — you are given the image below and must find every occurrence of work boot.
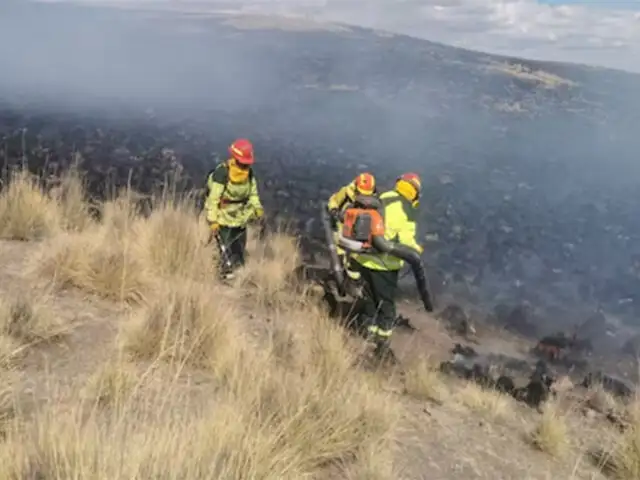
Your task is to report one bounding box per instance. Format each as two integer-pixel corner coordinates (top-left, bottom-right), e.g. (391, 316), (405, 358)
(221, 271), (235, 281)
(373, 338), (397, 365)
(365, 324), (379, 343)
(218, 265), (235, 282)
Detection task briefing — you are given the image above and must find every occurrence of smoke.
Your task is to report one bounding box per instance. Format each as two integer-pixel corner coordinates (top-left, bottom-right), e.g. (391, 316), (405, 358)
(2, 0), (640, 332)
(0, 1), (279, 113)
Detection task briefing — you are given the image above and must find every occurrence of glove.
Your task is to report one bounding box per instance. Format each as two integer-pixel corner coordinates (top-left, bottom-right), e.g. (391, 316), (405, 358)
(254, 207), (264, 219)
(209, 222), (219, 233)
(328, 207), (340, 229)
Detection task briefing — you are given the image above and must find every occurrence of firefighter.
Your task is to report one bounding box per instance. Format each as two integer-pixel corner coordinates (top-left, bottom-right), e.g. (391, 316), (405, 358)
(351, 172), (424, 358)
(205, 138), (264, 280)
(326, 172), (377, 280)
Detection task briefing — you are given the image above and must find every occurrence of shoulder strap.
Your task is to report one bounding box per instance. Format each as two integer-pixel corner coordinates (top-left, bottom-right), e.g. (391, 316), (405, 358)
(206, 162), (230, 197)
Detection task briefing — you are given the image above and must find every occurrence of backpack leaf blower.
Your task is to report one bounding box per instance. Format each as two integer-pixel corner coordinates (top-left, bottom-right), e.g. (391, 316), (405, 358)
(320, 204), (434, 312)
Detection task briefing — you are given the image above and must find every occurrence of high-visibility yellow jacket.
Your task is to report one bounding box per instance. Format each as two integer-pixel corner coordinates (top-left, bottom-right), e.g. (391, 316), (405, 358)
(204, 162), (263, 227)
(352, 189), (422, 271)
(327, 181), (358, 213)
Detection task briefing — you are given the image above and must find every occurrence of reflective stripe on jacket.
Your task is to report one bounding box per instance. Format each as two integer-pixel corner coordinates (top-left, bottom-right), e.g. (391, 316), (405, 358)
(352, 190), (421, 271)
(205, 164), (263, 227)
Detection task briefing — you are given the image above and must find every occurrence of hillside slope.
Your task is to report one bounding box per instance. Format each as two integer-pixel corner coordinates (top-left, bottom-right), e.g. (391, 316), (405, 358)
(2, 2), (640, 334)
(0, 167), (638, 479)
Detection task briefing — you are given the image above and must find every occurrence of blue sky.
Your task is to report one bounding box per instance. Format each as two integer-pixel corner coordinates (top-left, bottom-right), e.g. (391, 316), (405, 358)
(38, 0), (640, 73)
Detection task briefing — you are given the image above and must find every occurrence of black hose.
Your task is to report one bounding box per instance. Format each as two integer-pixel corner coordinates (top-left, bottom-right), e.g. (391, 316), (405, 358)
(372, 236), (434, 312)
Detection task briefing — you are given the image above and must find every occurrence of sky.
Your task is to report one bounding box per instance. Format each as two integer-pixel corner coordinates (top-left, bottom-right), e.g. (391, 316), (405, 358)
(33, 0), (640, 73)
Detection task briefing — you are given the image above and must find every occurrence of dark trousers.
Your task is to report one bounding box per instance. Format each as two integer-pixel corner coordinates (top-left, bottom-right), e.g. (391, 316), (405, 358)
(354, 263), (399, 336)
(217, 226), (247, 273)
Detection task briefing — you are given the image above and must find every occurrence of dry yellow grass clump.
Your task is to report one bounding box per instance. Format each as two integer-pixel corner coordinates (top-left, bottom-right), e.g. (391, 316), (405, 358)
(455, 382), (514, 422)
(403, 355), (449, 403)
(531, 402), (571, 458)
(0, 167), (401, 478)
(599, 399), (640, 479)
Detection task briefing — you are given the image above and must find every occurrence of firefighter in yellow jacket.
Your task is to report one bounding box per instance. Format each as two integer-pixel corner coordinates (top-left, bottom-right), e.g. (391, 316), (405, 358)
(205, 138), (264, 279)
(351, 172), (423, 357)
(326, 172), (377, 280)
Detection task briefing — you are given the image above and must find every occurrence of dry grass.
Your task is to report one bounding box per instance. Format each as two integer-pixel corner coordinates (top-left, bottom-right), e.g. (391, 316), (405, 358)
(455, 382), (514, 422)
(0, 366), (396, 479)
(0, 289), (400, 478)
(132, 198), (214, 281)
(119, 281), (242, 374)
(0, 169), (63, 240)
(341, 440), (396, 480)
(4, 165), (616, 478)
(28, 227), (151, 303)
(403, 356), (448, 403)
(26, 192), (211, 304)
(49, 165), (96, 233)
(531, 402), (571, 458)
(81, 358), (139, 409)
(234, 227), (302, 309)
(0, 167), (95, 241)
(0, 293), (72, 351)
(603, 399), (640, 479)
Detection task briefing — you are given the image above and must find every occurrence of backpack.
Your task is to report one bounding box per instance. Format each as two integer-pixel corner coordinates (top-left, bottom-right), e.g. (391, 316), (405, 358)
(337, 194), (385, 253)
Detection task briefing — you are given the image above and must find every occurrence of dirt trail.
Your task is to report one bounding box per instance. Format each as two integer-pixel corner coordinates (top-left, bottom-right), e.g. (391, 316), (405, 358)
(0, 240), (121, 404)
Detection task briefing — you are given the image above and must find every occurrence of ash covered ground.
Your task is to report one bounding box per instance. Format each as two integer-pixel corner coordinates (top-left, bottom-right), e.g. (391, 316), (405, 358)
(2, 1), (640, 357)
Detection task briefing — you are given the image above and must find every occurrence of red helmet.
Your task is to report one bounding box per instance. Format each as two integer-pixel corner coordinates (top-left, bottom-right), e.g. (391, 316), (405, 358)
(354, 172), (376, 195)
(229, 138), (254, 165)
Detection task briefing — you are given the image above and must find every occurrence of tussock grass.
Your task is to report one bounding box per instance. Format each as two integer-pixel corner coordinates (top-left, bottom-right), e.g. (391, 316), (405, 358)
(0, 169), (62, 240)
(50, 165), (95, 232)
(120, 281), (242, 373)
(0, 293), (71, 348)
(0, 167), (94, 241)
(132, 198), (213, 281)
(28, 228), (151, 303)
(235, 228), (302, 309)
(0, 166), (402, 478)
(603, 400), (640, 479)
(0, 371), (19, 433)
(0, 296), (399, 479)
(403, 356), (449, 403)
(586, 386), (620, 416)
(531, 402), (570, 458)
(0, 372), (396, 479)
(81, 358), (139, 409)
(456, 382), (514, 421)
(341, 440), (396, 480)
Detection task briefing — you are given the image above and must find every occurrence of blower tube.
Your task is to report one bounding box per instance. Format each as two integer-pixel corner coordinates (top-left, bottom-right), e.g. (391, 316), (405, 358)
(321, 205), (346, 295)
(371, 236), (434, 312)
